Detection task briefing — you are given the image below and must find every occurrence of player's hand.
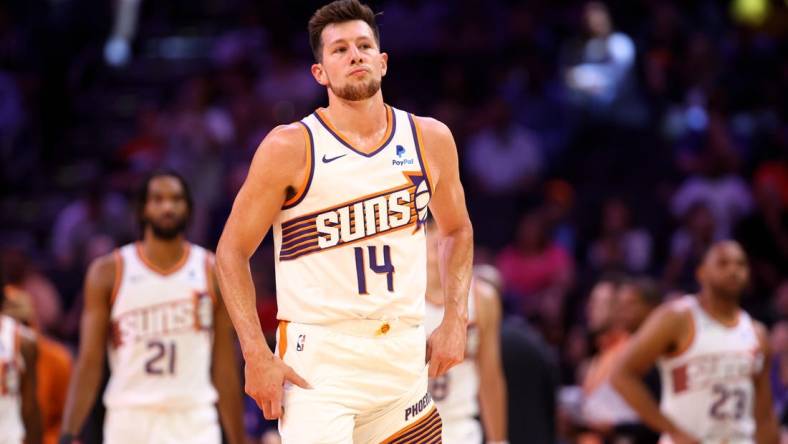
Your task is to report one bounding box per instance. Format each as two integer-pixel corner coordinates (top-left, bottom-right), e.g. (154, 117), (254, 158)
(426, 315), (467, 377)
(245, 355), (310, 420)
(667, 428), (699, 444)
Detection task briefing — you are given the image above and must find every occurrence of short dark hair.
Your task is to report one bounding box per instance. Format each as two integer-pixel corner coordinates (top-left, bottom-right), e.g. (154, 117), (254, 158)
(308, 0), (380, 62)
(135, 169), (194, 234)
(624, 276), (662, 307)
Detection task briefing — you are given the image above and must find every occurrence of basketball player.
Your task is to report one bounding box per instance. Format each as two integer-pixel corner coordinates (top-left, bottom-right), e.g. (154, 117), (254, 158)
(425, 221), (507, 444)
(59, 171), (244, 444)
(214, 0), (474, 442)
(612, 240), (779, 444)
(0, 274), (42, 444)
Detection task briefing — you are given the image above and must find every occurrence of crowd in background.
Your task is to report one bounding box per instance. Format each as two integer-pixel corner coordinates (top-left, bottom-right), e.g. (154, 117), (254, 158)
(1, 0), (786, 442)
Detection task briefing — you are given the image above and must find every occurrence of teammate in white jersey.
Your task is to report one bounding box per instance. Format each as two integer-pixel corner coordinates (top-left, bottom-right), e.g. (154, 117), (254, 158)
(59, 171), (244, 444)
(425, 222), (508, 444)
(0, 281), (41, 444)
(215, 0), (474, 442)
(613, 240), (779, 444)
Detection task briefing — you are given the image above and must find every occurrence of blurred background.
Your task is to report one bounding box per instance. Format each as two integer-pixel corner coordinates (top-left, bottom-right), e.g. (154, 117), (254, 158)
(1, 0), (786, 442)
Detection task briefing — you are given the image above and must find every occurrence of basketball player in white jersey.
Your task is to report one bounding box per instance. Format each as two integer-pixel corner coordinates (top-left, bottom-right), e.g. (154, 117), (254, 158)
(612, 240), (779, 444)
(0, 280), (41, 444)
(425, 222), (508, 444)
(59, 171), (244, 444)
(215, 0), (474, 442)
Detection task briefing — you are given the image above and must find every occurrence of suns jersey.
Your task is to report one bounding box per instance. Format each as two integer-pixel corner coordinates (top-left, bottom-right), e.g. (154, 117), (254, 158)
(657, 296), (763, 443)
(273, 105), (432, 325)
(0, 315), (24, 443)
(103, 242), (218, 409)
(425, 291), (479, 421)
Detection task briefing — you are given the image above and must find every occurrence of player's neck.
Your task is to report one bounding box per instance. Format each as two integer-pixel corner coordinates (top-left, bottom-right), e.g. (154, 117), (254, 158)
(324, 91), (386, 140)
(140, 233), (187, 270)
(698, 290), (740, 327)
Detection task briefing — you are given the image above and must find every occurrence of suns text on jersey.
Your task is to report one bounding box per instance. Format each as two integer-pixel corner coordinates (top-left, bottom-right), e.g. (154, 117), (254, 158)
(111, 293), (212, 347)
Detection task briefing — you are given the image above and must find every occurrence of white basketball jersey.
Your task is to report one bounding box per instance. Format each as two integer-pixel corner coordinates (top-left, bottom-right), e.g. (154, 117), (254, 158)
(0, 315), (24, 443)
(657, 296), (762, 443)
(273, 105), (432, 325)
(425, 290), (479, 421)
(103, 242), (218, 409)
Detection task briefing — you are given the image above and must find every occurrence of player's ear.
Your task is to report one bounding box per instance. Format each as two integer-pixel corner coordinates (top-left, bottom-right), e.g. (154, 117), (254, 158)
(380, 52), (388, 77)
(311, 63), (328, 86)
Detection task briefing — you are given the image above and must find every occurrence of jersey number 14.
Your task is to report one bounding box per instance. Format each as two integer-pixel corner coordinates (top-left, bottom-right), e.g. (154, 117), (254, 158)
(354, 245), (394, 294)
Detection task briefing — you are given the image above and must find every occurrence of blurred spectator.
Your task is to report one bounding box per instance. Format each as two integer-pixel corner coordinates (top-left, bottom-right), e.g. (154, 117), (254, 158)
(117, 105), (166, 173)
(50, 187), (132, 272)
(543, 180), (577, 254)
(466, 97), (544, 247)
(1, 248), (62, 334)
(587, 198), (652, 274)
(563, 2), (642, 125)
(3, 284), (73, 444)
(671, 116), (753, 239)
(663, 203), (715, 292)
(615, 277), (661, 334)
(735, 167), (788, 297)
(497, 210), (574, 328)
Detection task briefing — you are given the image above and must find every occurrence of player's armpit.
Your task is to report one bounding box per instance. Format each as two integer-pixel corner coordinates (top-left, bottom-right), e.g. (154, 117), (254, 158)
(60, 253), (115, 436)
(752, 321), (779, 444)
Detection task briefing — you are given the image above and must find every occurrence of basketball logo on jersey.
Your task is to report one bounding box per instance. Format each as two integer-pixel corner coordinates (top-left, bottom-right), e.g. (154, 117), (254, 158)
(110, 291), (213, 347)
(279, 171), (430, 261)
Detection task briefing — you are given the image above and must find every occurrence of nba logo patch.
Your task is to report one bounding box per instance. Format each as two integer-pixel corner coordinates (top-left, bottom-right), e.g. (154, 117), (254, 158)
(296, 334), (305, 351)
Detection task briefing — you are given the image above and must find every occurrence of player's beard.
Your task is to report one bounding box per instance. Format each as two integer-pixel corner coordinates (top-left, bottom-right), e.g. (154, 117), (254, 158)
(330, 77), (381, 101)
(146, 216), (188, 240)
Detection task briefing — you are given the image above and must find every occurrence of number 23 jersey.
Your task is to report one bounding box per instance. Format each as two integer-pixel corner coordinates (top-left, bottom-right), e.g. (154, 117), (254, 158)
(657, 295), (763, 443)
(273, 105), (432, 325)
(103, 242), (218, 409)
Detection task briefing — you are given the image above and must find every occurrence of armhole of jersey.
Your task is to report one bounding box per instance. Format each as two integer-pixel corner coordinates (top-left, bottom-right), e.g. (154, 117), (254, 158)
(408, 113), (434, 193)
(204, 252), (218, 305)
(282, 122), (315, 209)
(666, 307), (695, 358)
(109, 249), (124, 307)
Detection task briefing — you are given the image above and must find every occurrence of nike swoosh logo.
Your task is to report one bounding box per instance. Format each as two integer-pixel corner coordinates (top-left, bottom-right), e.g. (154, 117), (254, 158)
(322, 153), (347, 163)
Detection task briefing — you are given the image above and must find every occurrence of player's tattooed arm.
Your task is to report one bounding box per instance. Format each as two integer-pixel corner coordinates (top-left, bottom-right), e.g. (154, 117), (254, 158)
(416, 116), (474, 377)
(209, 260), (246, 444)
(475, 280), (508, 442)
(61, 253), (114, 439)
(752, 321), (779, 444)
(19, 326), (42, 444)
(216, 124), (310, 420)
(611, 305), (698, 443)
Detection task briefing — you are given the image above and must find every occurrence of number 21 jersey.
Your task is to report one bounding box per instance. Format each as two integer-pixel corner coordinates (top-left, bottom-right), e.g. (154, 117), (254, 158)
(103, 242), (218, 409)
(273, 105), (432, 325)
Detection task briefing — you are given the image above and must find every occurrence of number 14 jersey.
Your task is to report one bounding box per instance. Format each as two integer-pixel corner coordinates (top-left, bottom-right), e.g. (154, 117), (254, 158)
(657, 295), (763, 443)
(273, 105), (432, 326)
(103, 242), (218, 409)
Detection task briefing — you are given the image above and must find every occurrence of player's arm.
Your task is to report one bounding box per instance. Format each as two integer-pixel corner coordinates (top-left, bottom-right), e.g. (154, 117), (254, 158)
(19, 327), (42, 444)
(611, 305), (698, 443)
(60, 254), (114, 441)
(416, 116), (474, 377)
(474, 280), (508, 443)
(752, 321), (779, 444)
(215, 124), (310, 420)
(209, 263), (245, 444)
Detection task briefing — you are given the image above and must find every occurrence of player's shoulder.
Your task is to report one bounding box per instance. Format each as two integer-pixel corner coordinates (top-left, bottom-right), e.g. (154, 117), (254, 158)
(750, 318), (769, 346)
(651, 296), (695, 329)
(411, 115), (453, 140)
(85, 250), (122, 291)
(251, 123), (309, 173)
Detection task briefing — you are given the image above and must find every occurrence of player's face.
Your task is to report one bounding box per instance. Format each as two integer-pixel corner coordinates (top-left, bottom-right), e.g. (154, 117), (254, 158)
(142, 176), (189, 240)
(616, 285), (651, 332)
(311, 20), (388, 101)
(587, 281), (616, 334)
(699, 242), (750, 301)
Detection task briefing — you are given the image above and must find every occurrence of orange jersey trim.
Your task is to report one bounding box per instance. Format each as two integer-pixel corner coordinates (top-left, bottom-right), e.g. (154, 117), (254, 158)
(204, 253), (218, 304)
(283, 122), (314, 208)
(278, 321), (289, 360)
(109, 249), (124, 306)
(134, 242), (191, 276)
(315, 104), (393, 155)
